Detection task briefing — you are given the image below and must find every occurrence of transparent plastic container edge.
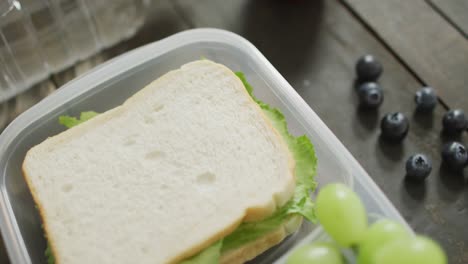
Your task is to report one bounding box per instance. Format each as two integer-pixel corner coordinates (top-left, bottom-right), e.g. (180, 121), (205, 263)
(0, 28), (408, 263)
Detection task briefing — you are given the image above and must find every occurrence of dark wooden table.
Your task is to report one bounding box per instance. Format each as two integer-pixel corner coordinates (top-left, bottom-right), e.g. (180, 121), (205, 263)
(1, 0), (467, 263)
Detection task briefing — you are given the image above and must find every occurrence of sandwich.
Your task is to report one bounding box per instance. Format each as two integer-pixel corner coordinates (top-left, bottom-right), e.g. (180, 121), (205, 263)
(23, 60), (317, 264)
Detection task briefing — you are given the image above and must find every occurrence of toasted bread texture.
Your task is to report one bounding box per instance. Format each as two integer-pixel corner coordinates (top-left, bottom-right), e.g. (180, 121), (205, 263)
(23, 60), (295, 264)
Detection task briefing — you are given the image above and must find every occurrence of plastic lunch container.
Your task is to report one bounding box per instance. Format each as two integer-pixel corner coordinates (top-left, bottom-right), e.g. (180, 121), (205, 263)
(0, 28), (408, 263)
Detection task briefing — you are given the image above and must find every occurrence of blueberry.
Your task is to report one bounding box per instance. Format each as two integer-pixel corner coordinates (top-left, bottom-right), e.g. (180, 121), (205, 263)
(442, 109), (466, 134)
(405, 154), (432, 181)
(358, 82), (384, 108)
(356, 55), (383, 81)
(415, 87), (437, 112)
(442, 141), (468, 170)
(380, 112), (409, 141)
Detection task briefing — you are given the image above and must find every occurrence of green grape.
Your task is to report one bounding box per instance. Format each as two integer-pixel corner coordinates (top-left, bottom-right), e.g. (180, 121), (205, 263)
(374, 235), (447, 264)
(315, 183), (367, 247)
(357, 219), (409, 264)
(286, 242), (344, 264)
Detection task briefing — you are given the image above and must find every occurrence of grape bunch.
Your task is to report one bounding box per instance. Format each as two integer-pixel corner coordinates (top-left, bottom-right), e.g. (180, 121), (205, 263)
(287, 183), (446, 264)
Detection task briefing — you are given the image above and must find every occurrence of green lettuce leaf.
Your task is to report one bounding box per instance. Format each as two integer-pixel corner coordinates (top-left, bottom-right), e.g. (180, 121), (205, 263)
(221, 185), (315, 253)
(180, 241), (222, 264)
(222, 203), (290, 252)
(181, 73), (317, 263)
(45, 243), (54, 264)
(235, 72), (317, 190)
(58, 111), (99, 128)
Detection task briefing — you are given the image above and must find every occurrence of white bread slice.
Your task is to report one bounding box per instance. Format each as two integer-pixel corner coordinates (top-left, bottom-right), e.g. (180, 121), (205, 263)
(23, 60), (295, 264)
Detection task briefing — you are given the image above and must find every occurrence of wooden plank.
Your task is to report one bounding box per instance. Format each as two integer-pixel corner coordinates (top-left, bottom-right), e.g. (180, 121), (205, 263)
(428, 0), (468, 38)
(342, 0), (468, 113)
(0, 80), (56, 131)
(174, 0), (467, 262)
(0, 238), (7, 264)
